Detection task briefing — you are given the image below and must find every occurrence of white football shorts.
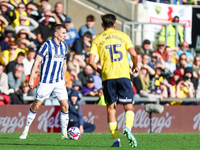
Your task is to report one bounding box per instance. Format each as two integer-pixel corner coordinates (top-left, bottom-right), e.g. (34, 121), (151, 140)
(35, 81), (68, 101)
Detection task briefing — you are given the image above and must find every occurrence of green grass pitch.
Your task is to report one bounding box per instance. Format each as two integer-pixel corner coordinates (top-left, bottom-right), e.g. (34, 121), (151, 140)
(0, 133), (200, 150)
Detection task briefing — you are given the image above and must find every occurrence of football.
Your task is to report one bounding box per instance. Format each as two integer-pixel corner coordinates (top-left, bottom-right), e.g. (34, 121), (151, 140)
(67, 126), (81, 140)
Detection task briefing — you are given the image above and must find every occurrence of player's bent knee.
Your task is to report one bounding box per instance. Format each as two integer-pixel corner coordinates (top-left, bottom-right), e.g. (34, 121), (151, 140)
(124, 103), (133, 111)
(32, 100), (43, 111)
(60, 104), (68, 112)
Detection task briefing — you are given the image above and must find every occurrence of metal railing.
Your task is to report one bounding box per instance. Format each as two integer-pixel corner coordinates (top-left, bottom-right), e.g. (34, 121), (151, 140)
(1, 96), (199, 105)
(122, 22), (187, 47)
(134, 97), (200, 104)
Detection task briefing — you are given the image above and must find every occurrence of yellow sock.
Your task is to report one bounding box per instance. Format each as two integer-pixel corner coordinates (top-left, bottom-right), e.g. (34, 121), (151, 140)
(109, 122), (118, 140)
(125, 111), (135, 130)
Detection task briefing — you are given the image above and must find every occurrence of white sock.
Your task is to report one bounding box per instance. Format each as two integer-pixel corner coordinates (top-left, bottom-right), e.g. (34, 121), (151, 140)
(126, 126), (131, 131)
(114, 138), (120, 143)
(60, 111), (69, 136)
(23, 108), (37, 132)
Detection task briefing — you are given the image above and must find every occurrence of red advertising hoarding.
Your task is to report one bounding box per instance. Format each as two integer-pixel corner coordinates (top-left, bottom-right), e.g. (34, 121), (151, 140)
(0, 105), (200, 133)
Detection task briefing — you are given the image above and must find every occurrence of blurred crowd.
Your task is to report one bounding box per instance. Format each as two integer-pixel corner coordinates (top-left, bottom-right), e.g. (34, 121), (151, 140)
(0, 0), (198, 106)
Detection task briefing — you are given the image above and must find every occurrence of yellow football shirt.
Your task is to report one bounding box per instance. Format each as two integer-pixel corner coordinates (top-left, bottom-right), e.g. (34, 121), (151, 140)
(169, 85), (189, 105)
(90, 29), (133, 81)
(0, 48), (26, 67)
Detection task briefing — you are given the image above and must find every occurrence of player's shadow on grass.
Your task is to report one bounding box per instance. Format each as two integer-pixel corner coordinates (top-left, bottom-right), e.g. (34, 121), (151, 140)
(0, 142), (108, 148)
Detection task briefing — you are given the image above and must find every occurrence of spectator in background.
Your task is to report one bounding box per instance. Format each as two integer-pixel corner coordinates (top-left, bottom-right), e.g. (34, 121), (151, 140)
(140, 39), (153, 56)
(183, 67), (197, 90)
(185, 0), (199, 5)
(22, 48), (36, 76)
(8, 64), (25, 92)
(67, 69), (79, 89)
(0, 13), (9, 33)
(155, 41), (167, 61)
(149, 63), (172, 97)
(16, 29), (37, 44)
(82, 75), (98, 96)
(64, 17), (80, 49)
(165, 51), (176, 74)
(130, 73), (142, 99)
(72, 31), (92, 56)
(5, 25), (15, 43)
(67, 53), (86, 74)
(36, 10), (61, 47)
(170, 68), (182, 86)
(138, 65), (151, 94)
(0, 41), (25, 67)
(38, 3), (53, 23)
(10, 80), (34, 104)
(78, 64), (93, 86)
(15, 14), (39, 36)
(10, 0), (28, 8)
(165, 46), (179, 65)
(132, 64), (161, 99)
(5, 52), (25, 74)
(71, 79), (83, 98)
(53, 2), (66, 23)
(142, 54), (150, 65)
(158, 16), (184, 48)
(68, 89), (96, 133)
(85, 51), (90, 64)
(26, 1), (42, 22)
(18, 38), (31, 53)
(0, 63), (9, 94)
(160, 79), (175, 99)
(169, 78), (194, 105)
(37, 0), (49, 13)
(0, 31), (9, 52)
(148, 52), (165, 70)
(176, 53), (187, 75)
(79, 15), (95, 39)
(16, 30), (37, 51)
(26, 67), (40, 90)
(12, 2), (30, 27)
(0, 1), (16, 25)
(194, 0), (200, 5)
(192, 56), (200, 79)
(177, 41), (194, 67)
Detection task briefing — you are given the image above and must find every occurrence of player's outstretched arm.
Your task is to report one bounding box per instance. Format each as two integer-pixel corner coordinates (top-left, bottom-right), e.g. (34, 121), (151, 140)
(29, 55), (43, 89)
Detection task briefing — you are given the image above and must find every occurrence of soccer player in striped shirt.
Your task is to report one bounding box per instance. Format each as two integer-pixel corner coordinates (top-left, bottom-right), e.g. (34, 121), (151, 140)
(89, 14), (139, 147)
(19, 24), (69, 140)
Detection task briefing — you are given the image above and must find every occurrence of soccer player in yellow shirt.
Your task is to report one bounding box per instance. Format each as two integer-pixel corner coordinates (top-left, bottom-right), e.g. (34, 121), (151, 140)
(89, 14), (139, 147)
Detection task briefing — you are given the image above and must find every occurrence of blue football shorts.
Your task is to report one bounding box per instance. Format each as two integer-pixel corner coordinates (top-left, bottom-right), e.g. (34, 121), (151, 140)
(102, 78), (133, 104)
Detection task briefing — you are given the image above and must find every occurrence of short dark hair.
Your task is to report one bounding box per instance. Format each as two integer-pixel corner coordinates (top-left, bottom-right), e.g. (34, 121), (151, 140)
(83, 31), (92, 40)
(101, 14), (116, 28)
(17, 52), (25, 57)
(28, 48), (36, 53)
(86, 15), (95, 22)
(53, 24), (66, 35)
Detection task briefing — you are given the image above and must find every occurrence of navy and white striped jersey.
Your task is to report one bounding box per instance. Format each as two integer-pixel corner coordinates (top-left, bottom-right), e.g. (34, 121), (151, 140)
(37, 38), (68, 83)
